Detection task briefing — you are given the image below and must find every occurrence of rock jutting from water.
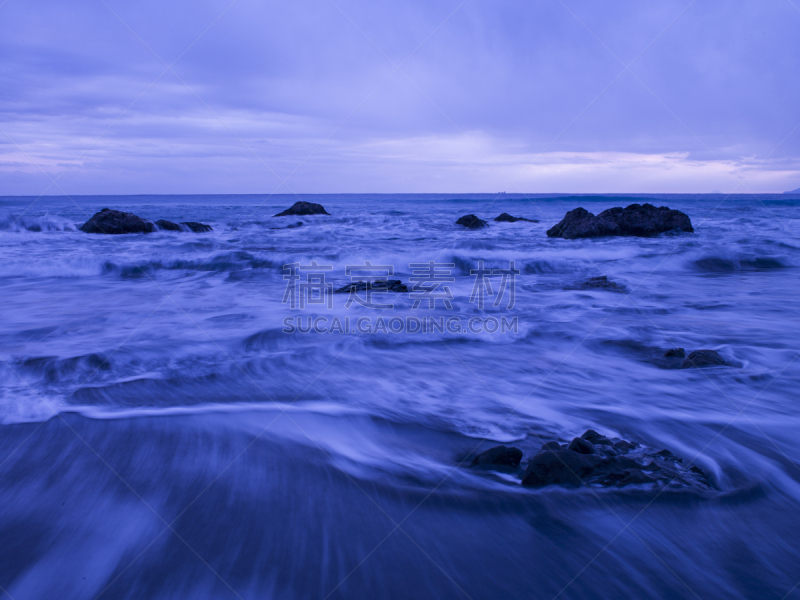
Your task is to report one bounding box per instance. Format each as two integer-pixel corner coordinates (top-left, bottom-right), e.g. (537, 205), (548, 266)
(274, 201), (330, 216)
(155, 219), (182, 231)
(681, 349), (726, 369)
(493, 213), (539, 223)
(575, 275), (627, 292)
(664, 348), (686, 357)
(80, 208), (155, 234)
(521, 430), (712, 490)
(181, 221), (213, 233)
(455, 214), (488, 229)
(334, 280), (409, 294)
(471, 445), (523, 467)
(546, 203), (694, 239)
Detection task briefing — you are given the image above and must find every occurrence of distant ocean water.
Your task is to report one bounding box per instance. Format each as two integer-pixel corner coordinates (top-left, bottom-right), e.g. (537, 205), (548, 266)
(1, 193), (799, 599)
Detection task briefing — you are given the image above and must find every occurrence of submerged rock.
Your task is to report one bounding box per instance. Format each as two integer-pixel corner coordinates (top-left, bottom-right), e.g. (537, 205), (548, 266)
(493, 213), (539, 223)
(274, 201), (330, 217)
(181, 221), (213, 233)
(455, 214), (488, 229)
(681, 349), (726, 369)
(664, 347), (686, 358)
(547, 203), (694, 239)
(334, 280), (408, 294)
(576, 275), (627, 292)
(270, 221), (303, 230)
(471, 445), (523, 467)
(521, 430), (712, 491)
(80, 208), (154, 234)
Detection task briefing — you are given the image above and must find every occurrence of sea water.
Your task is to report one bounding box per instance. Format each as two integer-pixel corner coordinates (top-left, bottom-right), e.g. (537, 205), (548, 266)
(0, 193), (799, 599)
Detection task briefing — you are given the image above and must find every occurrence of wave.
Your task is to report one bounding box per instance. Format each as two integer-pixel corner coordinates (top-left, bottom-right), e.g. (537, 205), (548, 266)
(692, 255), (788, 272)
(0, 214), (78, 232)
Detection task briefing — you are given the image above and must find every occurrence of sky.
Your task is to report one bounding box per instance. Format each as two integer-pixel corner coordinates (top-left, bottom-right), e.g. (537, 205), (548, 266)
(1, 0), (800, 195)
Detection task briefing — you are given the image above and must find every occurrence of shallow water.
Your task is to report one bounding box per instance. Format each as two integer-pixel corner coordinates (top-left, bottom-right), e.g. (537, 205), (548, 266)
(1, 193), (799, 599)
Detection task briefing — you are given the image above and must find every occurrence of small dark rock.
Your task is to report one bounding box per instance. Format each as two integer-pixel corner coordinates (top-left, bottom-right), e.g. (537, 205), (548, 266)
(601, 468), (657, 486)
(334, 280), (408, 294)
(80, 208), (154, 234)
(581, 430), (612, 446)
(155, 219), (182, 231)
(681, 349), (726, 369)
(540, 441), (562, 452)
(664, 348), (686, 358)
(577, 275), (627, 292)
(456, 214), (488, 229)
(567, 437), (596, 455)
(547, 203), (694, 239)
(181, 221), (213, 233)
(274, 201), (330, 217)
(614, 440), (637, 452)
(471, 445), (523, 468)
(493, 213), (539, 223)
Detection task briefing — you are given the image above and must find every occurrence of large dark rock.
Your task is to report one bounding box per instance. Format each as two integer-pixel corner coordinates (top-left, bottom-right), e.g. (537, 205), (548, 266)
(274, 201), (330, 217)
(521, 430), (712, 491)
(456, 214), (488, 229)
(181, 221), (213, 233)
(547, 203), (694, 239)
(471, 445), (523, 468)
(334, 280), (408, 294)
(80, 208), (154, 234)
(494, 213), (539, 223)
(681, 349), (726, 369)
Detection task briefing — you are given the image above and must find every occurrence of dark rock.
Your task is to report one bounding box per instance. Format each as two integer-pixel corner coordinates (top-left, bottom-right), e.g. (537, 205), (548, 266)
(681, 349), (726, 369)
(155, 219), (182, 231)
(274, 201), (330, 217)
(600, 468), (657, 486)
(456, 214), (488, 229)
(471, 445), (523, 468)
(581, 430), (612, 446)
(546, 203), (694, 239)
(664, 348), (686, 358)
(521, 431), (712, 492)
(540, 441), (562, 452)
(577, 275), (627, 292)
(521, 449), (604, 487)
(334, 280), (408, 294)
(79, 208), (154, 234)
(567, 437), (595, 454)
(181, 221), (213, 233)
(494, 213), (539, 223)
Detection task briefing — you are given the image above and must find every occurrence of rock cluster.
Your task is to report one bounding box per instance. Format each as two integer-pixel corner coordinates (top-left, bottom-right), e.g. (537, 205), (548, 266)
(334, 280), (408, 294)
(547, 203), (694, 239)
(274, 201), (330, 216)
(680, 349), (726, 369)
(79, 209), (212, 234)
(471, 430), (712, 491)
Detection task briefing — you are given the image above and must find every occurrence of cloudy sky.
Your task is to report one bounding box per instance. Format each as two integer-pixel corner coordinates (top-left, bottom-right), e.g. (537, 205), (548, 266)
(1, 0), (799, 195)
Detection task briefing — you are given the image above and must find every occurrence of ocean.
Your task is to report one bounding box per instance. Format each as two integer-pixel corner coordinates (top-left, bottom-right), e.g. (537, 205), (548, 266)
(0, 192), (799, 599)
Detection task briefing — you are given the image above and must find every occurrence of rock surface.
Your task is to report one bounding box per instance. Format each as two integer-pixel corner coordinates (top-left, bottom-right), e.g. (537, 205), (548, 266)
(455, 214), (488, 229)
(681, 349), (726, 369)
(664, 348), (686, 358)
(274, 201), (330, 217)
(334, 280), (408, 294)
(155, 219), (181, 231)
(494, 213), (539, 223)
(80, 208), (154, 234)
(521, 430), (712, 491)
(471, 445), (523, 467)
(546, 203), (694, 239)
(181, 221), (213, 233)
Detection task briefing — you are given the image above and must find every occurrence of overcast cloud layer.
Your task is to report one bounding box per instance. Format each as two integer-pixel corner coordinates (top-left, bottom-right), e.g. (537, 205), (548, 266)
(1, 0), (800, 195)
